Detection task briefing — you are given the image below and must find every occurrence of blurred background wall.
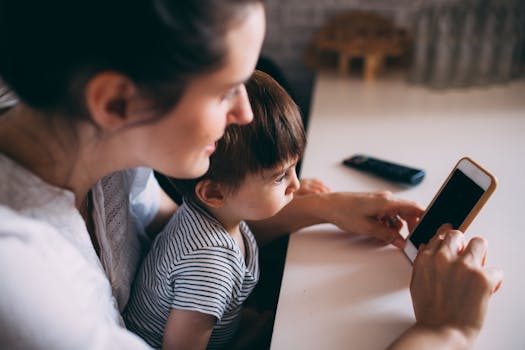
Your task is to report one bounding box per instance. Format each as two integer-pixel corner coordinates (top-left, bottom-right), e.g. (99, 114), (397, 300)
(261, 0), (525, 121)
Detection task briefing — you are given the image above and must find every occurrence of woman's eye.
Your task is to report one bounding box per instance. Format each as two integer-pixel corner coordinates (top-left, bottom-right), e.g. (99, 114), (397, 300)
(222, 86), (240, 101)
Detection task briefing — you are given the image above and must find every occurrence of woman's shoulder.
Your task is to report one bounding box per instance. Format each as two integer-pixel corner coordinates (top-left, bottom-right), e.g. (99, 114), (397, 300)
(0, 205), (102, 298)
(0, 205), (151, 349)
(0, 153), (76, 212)
(0, 205), (56, 241)
(0, 204), (103, 273)
(0, 205), (126, 323)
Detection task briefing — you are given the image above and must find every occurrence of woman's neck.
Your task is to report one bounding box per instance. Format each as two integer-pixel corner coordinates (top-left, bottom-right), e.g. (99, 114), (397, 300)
(0, 104), (134, 208)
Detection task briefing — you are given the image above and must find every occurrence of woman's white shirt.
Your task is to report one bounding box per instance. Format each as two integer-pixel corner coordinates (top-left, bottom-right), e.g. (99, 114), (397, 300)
(0, 153), (158, 349)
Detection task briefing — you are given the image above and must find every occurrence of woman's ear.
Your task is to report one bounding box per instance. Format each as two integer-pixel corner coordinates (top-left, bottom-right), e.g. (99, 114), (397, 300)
(195, 180), (227, 208)
(84, 71), (138, 130)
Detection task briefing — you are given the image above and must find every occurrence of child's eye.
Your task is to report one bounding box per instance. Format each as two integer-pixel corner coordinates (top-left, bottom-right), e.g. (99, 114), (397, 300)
(275, 172), (288, 184)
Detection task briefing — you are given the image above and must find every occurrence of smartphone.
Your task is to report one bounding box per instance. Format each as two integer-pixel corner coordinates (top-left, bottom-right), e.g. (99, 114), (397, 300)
(403, 157), (497, 263)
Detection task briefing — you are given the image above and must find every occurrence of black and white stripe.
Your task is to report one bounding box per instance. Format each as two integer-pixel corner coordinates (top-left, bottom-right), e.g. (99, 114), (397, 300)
(124, 200), (259, 349)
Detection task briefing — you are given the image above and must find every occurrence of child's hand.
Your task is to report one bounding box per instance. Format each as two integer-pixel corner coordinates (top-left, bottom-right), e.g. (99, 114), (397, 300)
(296, 178), (330, 196)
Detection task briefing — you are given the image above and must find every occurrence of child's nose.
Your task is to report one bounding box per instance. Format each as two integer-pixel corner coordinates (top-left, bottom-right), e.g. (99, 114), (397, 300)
(286, 171), (301, 195)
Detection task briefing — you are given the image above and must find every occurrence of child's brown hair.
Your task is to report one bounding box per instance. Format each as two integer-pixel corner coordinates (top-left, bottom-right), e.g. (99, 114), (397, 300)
(170, 70), (306, 202)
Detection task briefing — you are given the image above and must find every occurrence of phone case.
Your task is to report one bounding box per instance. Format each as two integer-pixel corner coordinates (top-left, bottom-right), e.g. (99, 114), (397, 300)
(404, 157), (497, 263)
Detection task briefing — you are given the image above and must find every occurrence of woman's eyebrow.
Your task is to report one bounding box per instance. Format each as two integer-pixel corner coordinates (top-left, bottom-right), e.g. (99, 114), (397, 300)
(224, 75), (251, 89)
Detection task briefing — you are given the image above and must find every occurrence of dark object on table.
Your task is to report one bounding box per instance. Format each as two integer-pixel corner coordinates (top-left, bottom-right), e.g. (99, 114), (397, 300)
(343, 154), (425, 185)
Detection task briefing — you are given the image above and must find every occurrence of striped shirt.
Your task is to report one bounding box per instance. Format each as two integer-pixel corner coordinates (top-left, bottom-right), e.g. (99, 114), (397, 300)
(124, 200), (259, 349)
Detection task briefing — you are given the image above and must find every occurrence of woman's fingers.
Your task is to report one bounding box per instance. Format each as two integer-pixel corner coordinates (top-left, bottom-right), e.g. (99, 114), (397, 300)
(383, 197), (424, 233)
(424, 224), (453, 255)
(369, 219), (406, 248)
(438, 229), (465, 257)
(461, 236), (488, 267)
(458, 237), (503, 294)
(312, 179), (330, 193)
(325, 191), (425, 248)
(404, 214), (420, 233)
(424, 230), (502, 294)
(410, 230), (502, 339)
(384, 215), (403, 229)
(390, 199), (425, 220)
(484, 267), (504, 293)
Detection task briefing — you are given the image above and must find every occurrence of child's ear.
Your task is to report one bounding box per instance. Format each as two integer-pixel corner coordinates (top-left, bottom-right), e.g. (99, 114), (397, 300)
(195, 180), (227, 208)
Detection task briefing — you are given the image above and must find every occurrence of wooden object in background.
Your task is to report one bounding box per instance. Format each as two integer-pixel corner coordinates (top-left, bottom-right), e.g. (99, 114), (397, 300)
(305, 11), (409, 80)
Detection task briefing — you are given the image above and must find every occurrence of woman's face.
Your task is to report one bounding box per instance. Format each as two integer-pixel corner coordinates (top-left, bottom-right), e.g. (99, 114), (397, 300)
(134, 4), (265, 179)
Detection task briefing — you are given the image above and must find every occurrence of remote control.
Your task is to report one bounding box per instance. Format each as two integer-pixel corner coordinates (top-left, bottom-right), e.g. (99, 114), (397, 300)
(342, 154), (425, 185)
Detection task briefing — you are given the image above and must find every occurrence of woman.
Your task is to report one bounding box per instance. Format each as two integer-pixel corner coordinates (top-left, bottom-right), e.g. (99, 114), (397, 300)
(0, 1), (502, 349)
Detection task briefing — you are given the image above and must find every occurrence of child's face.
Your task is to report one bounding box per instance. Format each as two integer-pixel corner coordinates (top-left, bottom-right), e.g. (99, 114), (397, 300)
(225, 159), (301, 221)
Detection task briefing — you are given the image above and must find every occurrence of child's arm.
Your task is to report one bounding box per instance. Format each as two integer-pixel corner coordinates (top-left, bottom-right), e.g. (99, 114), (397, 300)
(162, 309), (215, 350)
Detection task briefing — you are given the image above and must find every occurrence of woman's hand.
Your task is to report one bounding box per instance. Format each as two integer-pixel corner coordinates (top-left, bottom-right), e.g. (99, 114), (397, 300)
(389, 227), (503, 349)
(296, 178), (330, 196)
(409, 227), (503, 346)
(320, 191), (424, 248)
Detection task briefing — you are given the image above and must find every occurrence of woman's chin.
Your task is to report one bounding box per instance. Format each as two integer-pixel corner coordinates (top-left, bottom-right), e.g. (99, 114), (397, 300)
(169, 160), (210, 179)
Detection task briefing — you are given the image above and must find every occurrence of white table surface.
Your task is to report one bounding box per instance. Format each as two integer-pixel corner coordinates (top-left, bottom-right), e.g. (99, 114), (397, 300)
(270, 72), (525, 349)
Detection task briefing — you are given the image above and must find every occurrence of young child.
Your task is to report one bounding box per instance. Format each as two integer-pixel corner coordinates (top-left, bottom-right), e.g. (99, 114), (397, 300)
(124, 70), (313, 350)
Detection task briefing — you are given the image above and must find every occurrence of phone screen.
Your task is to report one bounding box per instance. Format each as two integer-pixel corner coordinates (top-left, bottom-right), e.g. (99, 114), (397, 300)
(409, 169), (485, 248)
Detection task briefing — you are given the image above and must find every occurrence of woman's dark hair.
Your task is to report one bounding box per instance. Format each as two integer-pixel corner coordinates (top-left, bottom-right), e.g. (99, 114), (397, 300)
(0, 0), (261, 117)
(170, 70), (306, 202)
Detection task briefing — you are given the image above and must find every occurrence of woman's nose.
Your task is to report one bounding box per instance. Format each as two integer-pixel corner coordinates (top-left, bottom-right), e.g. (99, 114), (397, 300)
(227, 85), (253, 125)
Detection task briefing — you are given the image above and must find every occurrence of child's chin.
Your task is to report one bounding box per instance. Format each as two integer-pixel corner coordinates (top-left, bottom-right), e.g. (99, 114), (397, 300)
(269, 200), (293, 217)
(252, 208), (285, 221)
(249, 199), (295, 221)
